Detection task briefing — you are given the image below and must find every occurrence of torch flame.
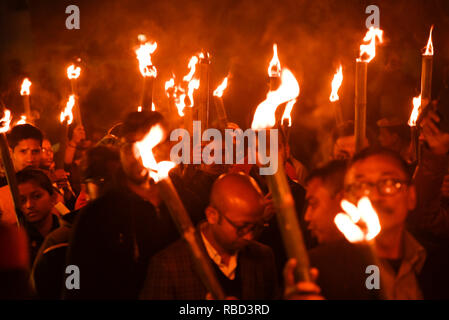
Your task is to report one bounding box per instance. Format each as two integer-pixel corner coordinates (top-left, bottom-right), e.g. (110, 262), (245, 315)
(281, 99), (296, 127)
(183, 56), (199, 82)
(357, 27), (384, 63)
(67, 64), (81, 79)
(213, 77), (228, 98)
(16, 115), (27, 125)
(251, 68), (300, 130)
(60, 95), (75, 125)
(165, 78), (175, 97)
(329, 65), (343, 102)
(334, 197), (381, 243)
(134, 124), (176, 182)
(268, 44), (281, 77)
(408, 95), (422, 127)
(20, 78), (32, 96)
(0, 109), (12, 133)
(137, 103), (155, 112)
(424, 25), (434, 56)
(135, 40), (158, 78)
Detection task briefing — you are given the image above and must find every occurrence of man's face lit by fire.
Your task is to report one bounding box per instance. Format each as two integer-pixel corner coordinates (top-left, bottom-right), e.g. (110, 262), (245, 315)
(13, 139), (42, 171)
(344, 155), (416, 233)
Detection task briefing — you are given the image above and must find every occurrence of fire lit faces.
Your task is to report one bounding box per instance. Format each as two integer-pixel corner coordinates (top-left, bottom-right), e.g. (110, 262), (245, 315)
(41, 139), (54, 170)
(12, 139), (42, 171)
(304, 178), (343, 244)
(344, 155), (416, 232)
(18, 181), (55, 224)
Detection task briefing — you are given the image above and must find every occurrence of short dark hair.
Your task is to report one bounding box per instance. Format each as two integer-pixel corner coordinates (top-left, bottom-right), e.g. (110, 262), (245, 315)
(16, 169), (54, 196)
(121, 111), (164, 143)
(82, 145), (123, 182)
(306, 160), (347, 196)
(7, 124), (43, 150)
(350, 147), (412, 181)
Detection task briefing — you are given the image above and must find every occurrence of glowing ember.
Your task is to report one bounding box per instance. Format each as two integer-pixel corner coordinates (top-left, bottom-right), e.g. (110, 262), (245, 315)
(0, 109), (12, 133)
(408, 95), (422, 127)
(268, 44), (281, 77)
(60, 95), (75, 125)
(251, 68), (300, 130)
(281, 99), (296, 127)
(424, 25), (434, 56)
(334, 197), (381, 243)
(20, 78), (32, 96)
(137, 106), (142, 112)
(329, 65), (343, 102)
(213, 77), (229, 98)
(357, 27), (384, 63)
(135, 40), (158, 78)
(134, 124), (175, 182)
(16, 115), (27, 125)
(67, 64), (81, 79)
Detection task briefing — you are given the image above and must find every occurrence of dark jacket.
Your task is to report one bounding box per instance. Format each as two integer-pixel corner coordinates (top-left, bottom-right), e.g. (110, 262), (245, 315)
(64, 186), (178, 299)
(140, 234), (279, 300)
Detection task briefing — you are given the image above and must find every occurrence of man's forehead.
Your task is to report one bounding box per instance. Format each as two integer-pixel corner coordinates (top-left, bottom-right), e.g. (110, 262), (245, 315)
(16, 139), (41, 149)
(345, 155), (407, 182)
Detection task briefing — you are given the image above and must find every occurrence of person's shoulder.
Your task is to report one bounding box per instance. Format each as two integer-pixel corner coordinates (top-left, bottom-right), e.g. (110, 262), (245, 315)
(243, 240), (275, 259)
(152, 238), (189, 260)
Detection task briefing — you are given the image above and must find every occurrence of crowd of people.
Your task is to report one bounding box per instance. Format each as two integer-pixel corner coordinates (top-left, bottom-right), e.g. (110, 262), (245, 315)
(1, 96), (449, 300)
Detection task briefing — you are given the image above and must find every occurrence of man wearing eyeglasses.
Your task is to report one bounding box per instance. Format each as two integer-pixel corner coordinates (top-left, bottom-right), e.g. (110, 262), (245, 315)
(140, 172), (280, 300)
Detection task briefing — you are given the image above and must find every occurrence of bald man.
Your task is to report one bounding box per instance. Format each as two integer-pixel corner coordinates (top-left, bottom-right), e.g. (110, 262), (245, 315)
(140, 172), (279, 300)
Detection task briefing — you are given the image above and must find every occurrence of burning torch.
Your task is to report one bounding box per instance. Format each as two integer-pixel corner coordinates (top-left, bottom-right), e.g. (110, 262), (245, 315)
(355, 27), (383, 153)
(56, 95), (75, 169)
(330, 65), (344, 126)
(20, 78), (32, 123)
(135, 35), (158, 112)
(133, 123), (226, 299)
(67, 63), (83, 127)
(251, 68), (310, 282)
(0, 109), (22, 226)
(213, 76), (229, 130)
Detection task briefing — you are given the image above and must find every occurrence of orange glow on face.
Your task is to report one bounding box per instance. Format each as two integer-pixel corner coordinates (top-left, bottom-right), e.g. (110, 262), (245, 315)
(357, 27), (384, 63)
(67, 64), (81, 79)
(135, 40), (158, 78)
(334, 197), (381, 243)
(251, 68), (300, 130)
(213, 77), (228, 98)
(408, 95), (422, 127)
(134, 124), (175, 182)
(268, 44), (281, 77)
(60, 95), (75, 125)
(20, 78), (32, 96)
(329, 65), (343, 102)
(0, 109), (12, 133)
(424, 25), (434, 56)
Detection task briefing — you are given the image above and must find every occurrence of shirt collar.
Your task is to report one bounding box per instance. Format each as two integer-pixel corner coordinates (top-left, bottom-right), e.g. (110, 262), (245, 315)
(200, 228), (238, 280)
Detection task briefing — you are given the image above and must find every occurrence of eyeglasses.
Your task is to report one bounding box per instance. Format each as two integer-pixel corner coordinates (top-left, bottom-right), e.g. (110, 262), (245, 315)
(346, 178), (409, 197)
(215, 209), (269, 237)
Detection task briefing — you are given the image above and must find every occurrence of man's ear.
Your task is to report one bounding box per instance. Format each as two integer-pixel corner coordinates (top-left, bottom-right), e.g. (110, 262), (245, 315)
(50, 191), (59, 206)
(205, 206), (219, 225)
(407, 184), (417, 211)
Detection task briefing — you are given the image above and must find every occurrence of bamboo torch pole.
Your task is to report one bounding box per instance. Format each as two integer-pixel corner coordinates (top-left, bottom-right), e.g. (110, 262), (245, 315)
(355, 60), (368, 153)
(199, 52), (211, 130)
(0, 110), (22, 227)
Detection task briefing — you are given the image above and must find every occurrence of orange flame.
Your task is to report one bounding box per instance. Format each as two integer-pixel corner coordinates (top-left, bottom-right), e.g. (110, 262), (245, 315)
(20, 78), (32, 96)
(183, 56), (199, 82)
(60, 95), (75, 125)
(357, 27), (384, 63)
(137, 103), (155, 112)
(0, 109), (12, 133)
(213, 77), (229, 98)
(408, 95), (422, 127)
(137, 106), (142, 112)
(67, 64), (81, 79)
(165, 78), (175, 97)
(334, 197), (381, 243)
(134, 124), (175, 182)
(16, 115), (27, 125)
(424, 26), (434, 56)
(329, 65), (343, 102)
(281, 99), (296, 127)
(268, 44), (281, 77)
(251, 68), (300, 130)
(135, 40), (158, 78)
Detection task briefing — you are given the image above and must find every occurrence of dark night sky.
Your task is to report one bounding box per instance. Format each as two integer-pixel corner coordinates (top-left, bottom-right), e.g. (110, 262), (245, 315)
(0, 0), (448, 167)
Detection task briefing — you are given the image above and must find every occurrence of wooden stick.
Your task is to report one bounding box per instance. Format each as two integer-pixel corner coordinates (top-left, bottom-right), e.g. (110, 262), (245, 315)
(355, 61), (367, 153)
